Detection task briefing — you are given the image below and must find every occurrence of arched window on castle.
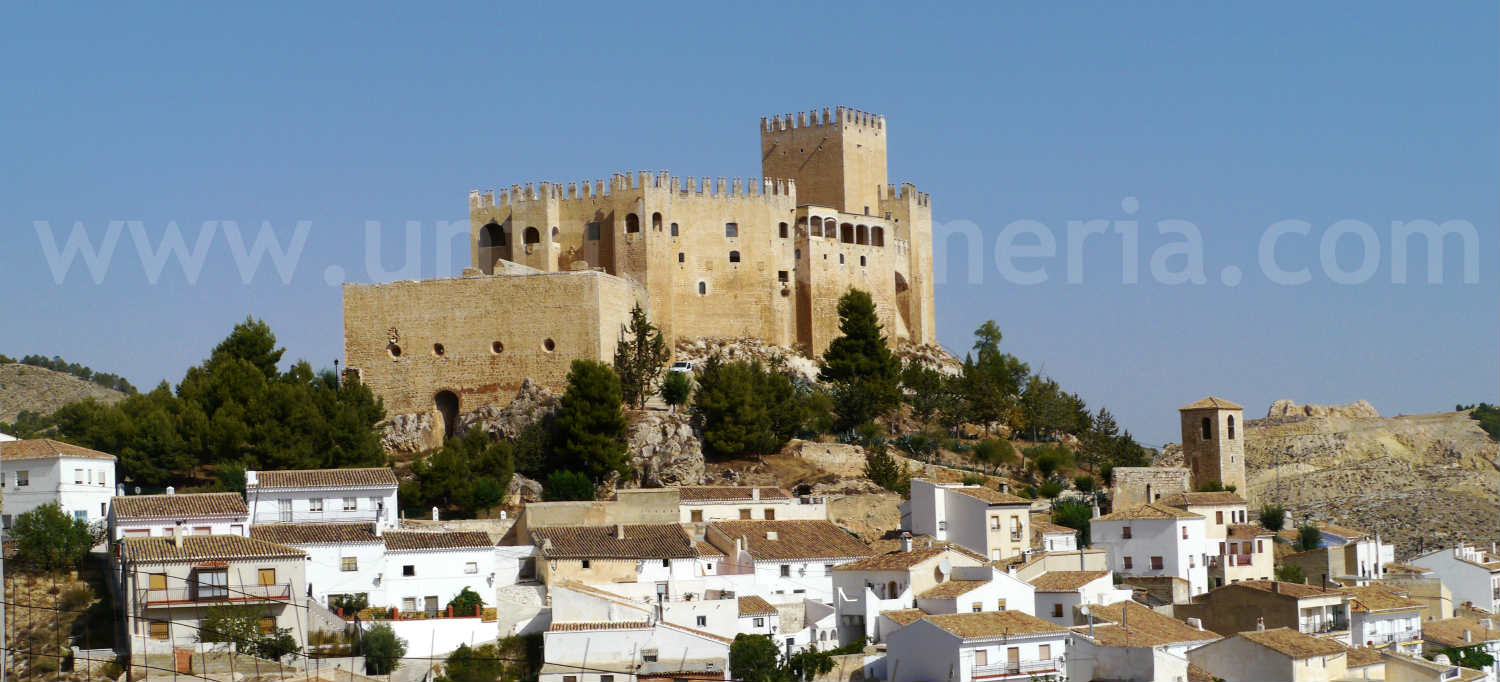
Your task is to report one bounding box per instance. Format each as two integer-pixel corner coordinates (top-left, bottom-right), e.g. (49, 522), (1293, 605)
(840, 223), (854, 244)
(824, 218), (837, 239)
(523, 227), (540, 244)
(872, 226), (885, 247)
(856, 225), (869, 245)
(551, 226), (559, 242)
(625, 213), (640, 233)
(779, 222), (789, 239)
(480, 221), (506, 247)
(670, 222), (679, 237)
(1227, 415), (1235, 439)
(1201, 417), (1212, 440)
(698, 281), (707, 295)
(652, 212), (663, 231)
(729, 250), (741, 263)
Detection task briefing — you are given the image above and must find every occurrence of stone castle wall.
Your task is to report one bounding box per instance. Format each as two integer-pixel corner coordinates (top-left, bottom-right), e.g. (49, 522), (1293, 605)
(1180, 407), (1247, 492)
(1110, 467), (1191, 510)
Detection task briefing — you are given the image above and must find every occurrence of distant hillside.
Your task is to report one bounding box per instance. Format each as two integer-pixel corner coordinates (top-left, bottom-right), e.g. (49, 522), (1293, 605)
(1160, 401), (1500, 559)
(0, 363), (128, 423)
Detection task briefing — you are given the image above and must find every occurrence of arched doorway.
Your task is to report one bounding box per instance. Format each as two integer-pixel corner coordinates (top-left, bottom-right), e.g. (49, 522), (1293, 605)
(478, 222), (506, 274)
(434, 390), (460, 439)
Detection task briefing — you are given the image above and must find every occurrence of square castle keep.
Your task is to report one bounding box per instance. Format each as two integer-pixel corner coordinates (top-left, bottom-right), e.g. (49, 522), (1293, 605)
(343, 107), (937, 428)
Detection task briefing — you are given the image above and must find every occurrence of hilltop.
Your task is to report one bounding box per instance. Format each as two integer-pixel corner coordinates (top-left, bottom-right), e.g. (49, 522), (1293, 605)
(1161, 400), (1499, 558)
(0, 363), (128, 424)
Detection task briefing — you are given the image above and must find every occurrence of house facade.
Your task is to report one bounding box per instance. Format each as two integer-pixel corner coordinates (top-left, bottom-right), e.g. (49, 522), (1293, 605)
(676, 486), (826, 523)
(245, 467), (398, 527)
(109, 491), (250, 540)
(885, 611), (1071, 682)
(1410, 544), (1500, 616)
(248, 522), (386, 610)
(1186, 627), (1351, 682)
(1341, 585), (1424, 655)
(1090, 502), (1210, 596)
(908, 478), (1032, 562)
(1028, 570), (1133, 626)
(381, 531), (499, 616)
(0, 438), (116, 527)
(705, 519), (873, 604)
(1176, 581), (1351, 641)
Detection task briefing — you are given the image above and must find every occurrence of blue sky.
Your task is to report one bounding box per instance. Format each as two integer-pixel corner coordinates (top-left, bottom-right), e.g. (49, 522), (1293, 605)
(3, 3), (1495, 446)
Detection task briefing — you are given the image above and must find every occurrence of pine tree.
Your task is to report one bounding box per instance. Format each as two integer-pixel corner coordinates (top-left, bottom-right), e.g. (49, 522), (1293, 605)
(551, 360), (629, 483)
(819, 289), (900, 431)
(613, 304), (670, 409)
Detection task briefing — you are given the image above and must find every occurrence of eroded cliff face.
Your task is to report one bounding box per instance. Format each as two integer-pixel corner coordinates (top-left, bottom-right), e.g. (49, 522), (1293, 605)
(1160, 402), (1499, 558)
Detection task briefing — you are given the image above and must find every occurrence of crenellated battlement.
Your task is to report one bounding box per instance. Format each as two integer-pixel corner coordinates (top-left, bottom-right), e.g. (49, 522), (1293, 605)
(471, 171), (798, 210)
(761, 105), (885, 133)
(879, 182), (931, 207)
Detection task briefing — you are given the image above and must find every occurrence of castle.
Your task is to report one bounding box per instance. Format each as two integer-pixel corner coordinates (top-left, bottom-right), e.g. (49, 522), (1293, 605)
(343, 107), (936, 436)
(1110, 397), (1249, 507)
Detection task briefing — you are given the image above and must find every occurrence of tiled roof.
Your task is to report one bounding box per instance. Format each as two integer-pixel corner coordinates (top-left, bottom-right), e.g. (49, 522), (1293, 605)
(0, 438), (116, 461)
(1422, 618), (1500, 648)
(916, 580), (987, 600)
(677, 486), (791, 502)
(1340, 586), (1423, 612)
(1344, 646), (1382, 668)
(881, 609), (927, 627)
(548, 621), (649, 632)
(738, 595), (777, 616)
(383, 531), (493, 551)
(1029, 514), (1074, 535)
(1158, 492), (1247, 507)
(695, 542), (725, 557)
(1186, 662), (1215, 682)
(1179, 397), (1243, 411)
(1232, 580), (1344, 600)
(1226, 523), (1273, 540)
(949, 486), (1031, 506)
(534, 524), (696, 559)
(1239, 628), (1347, 659)
(1313, 521), (1368, 539)
(249, 468), (397, 489)
(1094, 502), (1203, 521)
(1083, 601), (1220, 647)
(1028, 571), (1109, 592)
(1382, 561), (1432, 576)
(112, 492), (247, 519)
(923, 610), (1068, 639)
(659, 621), (734, 644)
(121, 535), (304, 563)
(709, 520), (872, 561)
(833, 547), (948, 572)
(250, 523), (380, 545)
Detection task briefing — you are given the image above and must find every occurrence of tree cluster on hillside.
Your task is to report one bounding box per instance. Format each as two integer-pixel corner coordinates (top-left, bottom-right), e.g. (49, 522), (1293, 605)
(820, 290), (901, 432)
(21, 318), (386, 487)
(614, 304), (670, 410)
(694, 356), (825, 459)
(1458, 402), (1500, 442)
(0, 353), (137, 394)
(729, 633), (836, 682)
(198, 605), (300, 661)
(401, 429), (514, 518)
(7, 503), (101, 572)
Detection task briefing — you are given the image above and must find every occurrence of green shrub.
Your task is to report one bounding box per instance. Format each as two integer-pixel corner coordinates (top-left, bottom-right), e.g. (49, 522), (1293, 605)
(362, 624), (407, 675)
(1073, 475), (1096, 493)
(961, 474), (985, 486)
(543, 470), (595, 501)
(1038, 480), (1064, 498)
(1275, 564), (1305, 583)
(1259, 504), (1287, 532)
(447, 586), (486, 615)
(59, 586), (93, 611)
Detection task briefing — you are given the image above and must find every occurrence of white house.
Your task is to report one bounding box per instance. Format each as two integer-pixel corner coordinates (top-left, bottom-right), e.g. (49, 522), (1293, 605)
(1027, 570), (1133, 626)
(0, 432), (16, 441)
(531, 523), (701, 593)
(1091, 502), (1210, 596)
(109, 491), (250, 541)
(1187, 627), (1352, 682)
(1422, 617), (1500, 682)
(541, 621), (731, 682)
(0, 438), (116, 527)
(1410, 544), (1500, 616)
(831, 541), (988, 644)
(381, 530), (497, 616)
(913, 565), (1038, 620)
(1066, 601), (1221, 682)
(245, 467), (398, 527)
(705, 519), (874, 604)
(1340, 585), (1425, 654)
(248, 522), (385, 610)
(1030, 515), (1078, 553)
(677, 486), (827, 523)
(885, 610), (1072, 682)
(908, 478), (1032, 562)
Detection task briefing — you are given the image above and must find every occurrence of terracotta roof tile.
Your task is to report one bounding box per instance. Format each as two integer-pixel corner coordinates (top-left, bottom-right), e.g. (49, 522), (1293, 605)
(1226, 523), (1274, 540)
(1239, 627), (1347, 658)
(1094, 502), (1203, 521)
(1083, 601), (1220, 646)
(1186, 662), (1215, 682)
(1030, 518), (1074, 536)
(708, 520), (872, 561)
(121, 534), (304, 563)
(833, 547), (948, 572)
(1029, 571), (1109, 592)
(916, 580), (987, 599)
(949, 486), (1031, 505)
(1344, 646), (1382, 668)
(881, 609), (926, 626)
(738, 595), (777, 616)
(695, 542), (725, 557)
(1340, 586), (1423, 612)
(548, 621), (650, 632)
(113, 492), (247, 519)
(677, 487), (791, 502)
(1382, 561), (1432, 576)
(1158, 492), (1247, 507)
(0, 438), (116, 461)
(534, 524), (696, 559)
(1313, 521), (1369, 540)
(1179, 397), (1243, 411)
(1232, 580), (1344, 600)
(1422, 618), (1500, 649)
(659, 621), (733, 644)
(383, 531), (492, 551)
(249, 468), (397, 489)
(250, 523), (380, 545)
(922, 610), (1068, 638)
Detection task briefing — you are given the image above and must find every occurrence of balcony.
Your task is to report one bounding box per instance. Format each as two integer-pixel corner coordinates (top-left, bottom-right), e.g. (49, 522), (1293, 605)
(1299, 617), (1350, 635)
(972, 657), (1064, 680)
(139, 583), (291, 607)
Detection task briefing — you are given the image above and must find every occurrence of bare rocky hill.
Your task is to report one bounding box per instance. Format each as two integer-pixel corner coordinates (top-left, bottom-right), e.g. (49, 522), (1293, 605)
(0, 363), (127, 423)
(1160, 401), (1499, 559)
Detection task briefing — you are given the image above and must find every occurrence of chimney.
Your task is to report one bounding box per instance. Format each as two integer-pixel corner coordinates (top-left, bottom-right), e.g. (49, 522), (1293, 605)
(165, 486), (175, 496)
(245, 470), (257, 487)
(1187, 617), (1203, 631)
(171, 522), (183, 548)
(1256, 616), (1265, 631)
(615, 524), (625, 540)
(116, 484), (125, 496)
(1463, 629), (1472, 643)
(375, 521), (383, 537)
(1273, 582), (1280, 594)
(752, 488), (761, 501)
(766, 530), (779, 541)
(900, 532), (912, 553)
(431, 506), (439, 521)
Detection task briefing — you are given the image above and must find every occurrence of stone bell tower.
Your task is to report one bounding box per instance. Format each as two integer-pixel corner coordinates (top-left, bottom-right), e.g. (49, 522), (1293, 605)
(1179, 396), (1247, 492)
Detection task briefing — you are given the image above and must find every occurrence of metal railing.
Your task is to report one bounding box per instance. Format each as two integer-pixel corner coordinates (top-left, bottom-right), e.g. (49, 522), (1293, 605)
(972, 656), (1064, 678)
(1300, 618), (1349, 634)
(138, 583), (292, 606)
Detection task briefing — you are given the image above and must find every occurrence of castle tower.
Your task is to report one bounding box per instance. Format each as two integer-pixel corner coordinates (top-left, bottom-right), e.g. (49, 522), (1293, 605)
(760, 107), (887, 215)
(1179, 397), (1247, 492)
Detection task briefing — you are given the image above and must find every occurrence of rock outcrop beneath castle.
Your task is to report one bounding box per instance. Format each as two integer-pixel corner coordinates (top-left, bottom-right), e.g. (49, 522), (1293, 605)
(381, 412), (439, 456)
(627, 410), (705, 487)
(1265, 399), (1379, 419)
(674, 337), (822, 384)
(455, 378), (560, 441)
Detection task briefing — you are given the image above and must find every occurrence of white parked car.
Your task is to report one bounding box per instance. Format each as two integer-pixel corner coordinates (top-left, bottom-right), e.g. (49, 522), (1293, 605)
(668, 361), (694, 373)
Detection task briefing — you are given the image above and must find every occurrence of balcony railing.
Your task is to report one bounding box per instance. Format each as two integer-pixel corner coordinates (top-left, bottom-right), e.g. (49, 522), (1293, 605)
(972, 657), (1064, 679)
(139, 583), (291, 607)
(1300, 618), (1349, 634)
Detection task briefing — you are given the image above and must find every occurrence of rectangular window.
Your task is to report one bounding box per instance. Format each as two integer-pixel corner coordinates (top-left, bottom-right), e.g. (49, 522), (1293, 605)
(466, 562), (479, 574)
(764, 509), (775, 520)
(149, 621), (170, 640)
(258, 616), (276, 634)
(277, 498), (291, 522)
(739, 509), (752, 520)
(669, 223), (678, 237)
(342, 557), (358, 572)
(402, 565), (415, 577)
(778, 271), (789, 282)
(990, 516), (1001, 529)
(1181, 526), (1188, 539)
(402, 597), (417, 612)
(824, 564), (834, 575)
(780, 565), (791, 577)
(1122, 526), (1131, 539)
(642, 650), (658, 662)
(601, 676), (615, 682)
(974, 649), (988, 666)
(1052, 603), (1063, 617)
(258, 568), (276, 586)
(660, 559), (670, 568)
(581, 559), (590, 569)
(197, 569), (229, 600)
(1216, 511), (1224, 524)
(74, 510), (87, 521)
(1220, 541), (1226, 555)
(16, 471), (27, 487)
(971, 602), (983, 613)
(149, 573), (168, 590)
(997, 599), (1006, 611)
(586, 222), (601, 240)
(343, 497), (357, 512)
(309, 498), (324, 513)
(725, 222), (738, 238)
(690, 510), (703, 522)
(697, 616), (707, 627)
(1150, 556), (1164, 570)
(75, 468), (84, 484)
(1257, 540), (1264, 553)
(1039, 644), (1051, 660)
(754, 617), (764, 627)
(678, 252), (685, 263)
(1123, 557), (1133, 570)
(192, 526), (210, 535)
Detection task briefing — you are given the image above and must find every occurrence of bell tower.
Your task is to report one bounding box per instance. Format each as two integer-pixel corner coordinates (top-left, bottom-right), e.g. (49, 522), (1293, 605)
(1179, 396), (1247, 492)
(760, 107), (887, 214)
